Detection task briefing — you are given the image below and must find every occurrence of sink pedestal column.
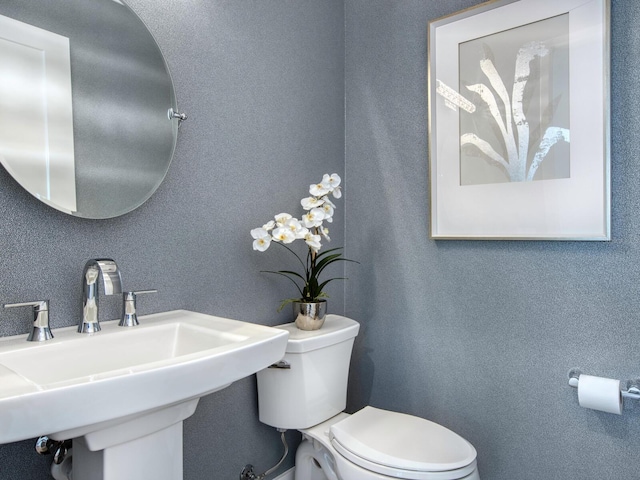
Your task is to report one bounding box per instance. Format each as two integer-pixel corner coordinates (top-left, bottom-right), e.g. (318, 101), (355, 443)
(68, 399), (199, 480)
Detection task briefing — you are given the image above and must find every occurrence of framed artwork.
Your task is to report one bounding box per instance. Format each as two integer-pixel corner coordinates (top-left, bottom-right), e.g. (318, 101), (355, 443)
(428, 0), (610, 240)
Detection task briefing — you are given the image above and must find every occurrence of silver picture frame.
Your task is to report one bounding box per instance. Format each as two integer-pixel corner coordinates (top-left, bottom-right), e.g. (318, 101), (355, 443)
(428, 0), (610, 240)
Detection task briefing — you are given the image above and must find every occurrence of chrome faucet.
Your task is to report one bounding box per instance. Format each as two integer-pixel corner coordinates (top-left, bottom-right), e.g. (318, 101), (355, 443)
(79, 259), (122, 333)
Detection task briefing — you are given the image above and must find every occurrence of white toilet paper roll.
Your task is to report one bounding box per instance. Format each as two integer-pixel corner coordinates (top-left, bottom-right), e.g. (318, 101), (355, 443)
(577, 375), (622, 414)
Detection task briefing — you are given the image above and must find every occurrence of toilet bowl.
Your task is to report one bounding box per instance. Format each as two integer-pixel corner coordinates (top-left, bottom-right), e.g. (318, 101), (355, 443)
(256, 315), (480, 480)
(296, 409), (479, 480)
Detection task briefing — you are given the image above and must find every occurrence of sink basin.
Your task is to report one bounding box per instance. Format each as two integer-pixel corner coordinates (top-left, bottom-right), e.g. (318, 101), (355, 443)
(0, 310), (289, 446)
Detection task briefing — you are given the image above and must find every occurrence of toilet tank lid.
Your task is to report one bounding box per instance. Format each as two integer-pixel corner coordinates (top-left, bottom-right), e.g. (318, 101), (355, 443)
(274, 315), (360, 353)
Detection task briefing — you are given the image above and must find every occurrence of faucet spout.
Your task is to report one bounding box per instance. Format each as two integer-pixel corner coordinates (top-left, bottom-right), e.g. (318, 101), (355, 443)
(79, 259), (122, 333)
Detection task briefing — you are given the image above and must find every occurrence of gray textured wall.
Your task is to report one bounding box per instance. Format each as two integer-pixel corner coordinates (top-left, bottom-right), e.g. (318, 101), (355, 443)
(0, 0), (344, 478)
(3, 0), (639, 479)
(345, 0), (640, 479)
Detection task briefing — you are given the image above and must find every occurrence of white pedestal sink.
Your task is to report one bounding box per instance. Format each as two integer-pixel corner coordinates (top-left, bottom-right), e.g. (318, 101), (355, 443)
(0, 310), (289, 480)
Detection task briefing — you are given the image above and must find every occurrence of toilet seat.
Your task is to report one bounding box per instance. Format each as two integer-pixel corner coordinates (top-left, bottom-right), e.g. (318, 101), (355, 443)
(329, 407), (477, 480)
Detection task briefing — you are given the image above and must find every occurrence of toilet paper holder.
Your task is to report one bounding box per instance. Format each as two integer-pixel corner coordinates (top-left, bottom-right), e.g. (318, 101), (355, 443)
(568, 368), (640, 400)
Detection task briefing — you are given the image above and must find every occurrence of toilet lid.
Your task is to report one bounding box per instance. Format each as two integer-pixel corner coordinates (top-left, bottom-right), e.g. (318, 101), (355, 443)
(330, 407), (477, 475)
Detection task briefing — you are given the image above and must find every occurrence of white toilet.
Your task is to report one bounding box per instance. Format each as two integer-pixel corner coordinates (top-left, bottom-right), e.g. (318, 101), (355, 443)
(257, 315), (480, 480)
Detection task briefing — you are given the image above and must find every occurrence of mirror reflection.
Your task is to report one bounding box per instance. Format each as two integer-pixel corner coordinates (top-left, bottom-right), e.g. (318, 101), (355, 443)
(0, 0), (179, 219)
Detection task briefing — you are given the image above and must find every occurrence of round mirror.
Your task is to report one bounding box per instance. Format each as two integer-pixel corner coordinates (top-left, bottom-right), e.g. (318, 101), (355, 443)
(0, 0), (180, 219)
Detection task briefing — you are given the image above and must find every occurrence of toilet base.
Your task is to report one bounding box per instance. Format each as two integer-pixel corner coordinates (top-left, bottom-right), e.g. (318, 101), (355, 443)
(295, 439), (339, 480)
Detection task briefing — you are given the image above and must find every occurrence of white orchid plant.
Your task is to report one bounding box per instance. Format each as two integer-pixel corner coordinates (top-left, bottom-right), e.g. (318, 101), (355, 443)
(251, 173), (356, 310)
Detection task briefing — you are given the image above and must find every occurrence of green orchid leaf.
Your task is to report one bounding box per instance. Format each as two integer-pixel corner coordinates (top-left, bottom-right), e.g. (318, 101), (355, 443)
(276, 270), (306, 280)
(317, 277), (347, 293)
(277, 297), (302, 312)
(314, 255), (359, 277)
(272, 241), (308, 275)
(315, 247), (344, 259)
(261, 270), (304, 297)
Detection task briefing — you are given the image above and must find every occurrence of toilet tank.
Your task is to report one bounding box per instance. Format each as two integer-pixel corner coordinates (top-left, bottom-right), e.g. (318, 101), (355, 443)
(257, 315), (360, 430)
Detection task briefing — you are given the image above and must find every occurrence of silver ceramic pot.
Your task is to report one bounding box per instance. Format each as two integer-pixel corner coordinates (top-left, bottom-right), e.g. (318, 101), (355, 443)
(292, 300), (327, 330)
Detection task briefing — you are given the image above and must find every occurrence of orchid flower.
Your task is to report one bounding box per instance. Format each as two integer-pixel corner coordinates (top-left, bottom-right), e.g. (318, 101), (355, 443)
(321, 202), (334, 222)
(262, 220), (275, 231)
(310, 182), (330, 197)
(251, 228), (272, 252)
(301, 196), (325, 210)
(323, 196), (336, 208)
(284, 218), (309, 239)
(321, 173), (341, 190)
(250, 173), (357, 308)
(302, 208), (325, 228)
(274, 213), (292, 227)
(304, 232), (322, 252)
(272, 227), (295, 244)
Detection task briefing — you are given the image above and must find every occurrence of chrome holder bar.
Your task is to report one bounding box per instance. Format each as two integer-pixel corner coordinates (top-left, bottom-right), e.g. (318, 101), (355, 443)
(568, 368), (640, 400)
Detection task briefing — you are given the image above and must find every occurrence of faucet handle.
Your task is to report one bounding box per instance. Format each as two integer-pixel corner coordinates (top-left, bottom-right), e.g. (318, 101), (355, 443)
(119, 290), (157, 327)
(4, 300), (53, 342)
